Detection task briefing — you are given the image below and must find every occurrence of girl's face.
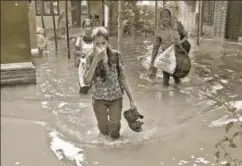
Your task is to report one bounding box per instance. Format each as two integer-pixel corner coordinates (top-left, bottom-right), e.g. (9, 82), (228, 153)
(83, 22), (93, 36)
(94, 36), (108, 50)
(161, 10), (171, 27)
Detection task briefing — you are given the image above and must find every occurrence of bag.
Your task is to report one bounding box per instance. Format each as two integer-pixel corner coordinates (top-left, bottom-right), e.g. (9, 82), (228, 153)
(173, 43), (191, 78)
(78, 55), (91, 94)
(153, 44), (177, 75)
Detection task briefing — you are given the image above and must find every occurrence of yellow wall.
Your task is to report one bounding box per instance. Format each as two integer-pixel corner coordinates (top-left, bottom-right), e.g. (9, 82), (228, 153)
(28, 2), (38, 49)
(1, 1), (32, 64)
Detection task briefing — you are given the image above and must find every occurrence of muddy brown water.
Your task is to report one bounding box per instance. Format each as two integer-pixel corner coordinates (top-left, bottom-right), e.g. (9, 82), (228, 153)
(1, 38), (242, 166)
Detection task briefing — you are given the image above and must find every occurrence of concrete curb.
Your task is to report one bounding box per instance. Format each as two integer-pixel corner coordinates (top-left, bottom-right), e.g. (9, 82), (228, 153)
(1, 62), (36, 86)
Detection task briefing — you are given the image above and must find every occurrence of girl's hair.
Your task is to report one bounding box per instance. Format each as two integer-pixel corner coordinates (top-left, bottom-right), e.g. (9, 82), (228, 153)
(160, 8), (172, 17)
(82, 18), (93, 28)
(92, 27), (112, 82)
(91, 26), (109, 41)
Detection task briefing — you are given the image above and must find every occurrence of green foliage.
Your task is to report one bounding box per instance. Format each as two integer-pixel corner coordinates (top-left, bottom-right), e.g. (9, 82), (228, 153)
(123, 1), (155, 36)
(212, 104), (242, 166)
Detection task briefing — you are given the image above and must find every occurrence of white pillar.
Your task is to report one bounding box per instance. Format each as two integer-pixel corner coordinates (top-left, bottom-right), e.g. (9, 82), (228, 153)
(104, 5), (109, 27)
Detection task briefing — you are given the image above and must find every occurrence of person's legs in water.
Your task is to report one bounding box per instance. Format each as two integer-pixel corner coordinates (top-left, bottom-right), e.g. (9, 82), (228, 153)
(162, 71), (170, 87)
(173, 75), (181, 85)
(108, 98), (123, 139)
(92, 100), (109, 136)
(149, 67), (158, 79)
(79, 86), (90, 94)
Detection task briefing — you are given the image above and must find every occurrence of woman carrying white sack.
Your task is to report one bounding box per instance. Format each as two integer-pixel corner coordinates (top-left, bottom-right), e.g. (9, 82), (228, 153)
(148, 8), (191, 87)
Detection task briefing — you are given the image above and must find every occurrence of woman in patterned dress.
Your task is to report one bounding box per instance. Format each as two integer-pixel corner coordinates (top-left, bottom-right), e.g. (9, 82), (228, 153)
(83, 27), (137, 139)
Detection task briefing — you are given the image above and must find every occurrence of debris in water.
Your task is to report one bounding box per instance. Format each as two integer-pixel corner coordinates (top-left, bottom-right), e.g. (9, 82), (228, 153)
(15, 162), (20, 165)
(200, 148), (204, 151)
(195, 157), (210, 164)
(93, 161), (99, 164)
(180, 160), (188, 164)
(220, 161), (229, 165)
(221, 79), (228, 84)
(172, 158), (176, 160)
(160, 162), (164, 165)
(191, 155), (195, 159)
(41, 101), (49, 108)
(212, 83), (223, 90)
(58, 102), (67, 108)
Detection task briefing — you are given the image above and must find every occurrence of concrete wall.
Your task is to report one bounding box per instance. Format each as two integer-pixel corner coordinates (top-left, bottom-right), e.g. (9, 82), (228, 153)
(213, 1), (228, 38)
(28, 2), (38, 49)
(1, 1), (32, 64)
(177, 1), (197, 36)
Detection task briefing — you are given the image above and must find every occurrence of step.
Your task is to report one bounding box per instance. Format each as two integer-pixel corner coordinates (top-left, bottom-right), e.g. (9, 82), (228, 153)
(1, 62), (36, 86)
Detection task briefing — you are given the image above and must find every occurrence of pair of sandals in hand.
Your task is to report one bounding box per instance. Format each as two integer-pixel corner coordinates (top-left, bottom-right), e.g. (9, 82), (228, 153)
(123, 108), (144, 132)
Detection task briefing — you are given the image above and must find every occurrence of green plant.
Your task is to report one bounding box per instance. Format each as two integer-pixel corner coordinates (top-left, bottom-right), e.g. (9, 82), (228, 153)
(200, 91), (242, 166)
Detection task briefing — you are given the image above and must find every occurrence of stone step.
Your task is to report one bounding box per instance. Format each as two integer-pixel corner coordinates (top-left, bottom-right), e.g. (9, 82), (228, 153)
(1, 62), (36, 86)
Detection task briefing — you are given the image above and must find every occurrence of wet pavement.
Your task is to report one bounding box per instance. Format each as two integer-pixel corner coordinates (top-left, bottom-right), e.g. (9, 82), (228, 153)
(1, 37), (242, 166)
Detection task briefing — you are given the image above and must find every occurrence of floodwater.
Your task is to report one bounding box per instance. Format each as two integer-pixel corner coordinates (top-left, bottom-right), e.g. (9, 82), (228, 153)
(1, 37), (242, 166)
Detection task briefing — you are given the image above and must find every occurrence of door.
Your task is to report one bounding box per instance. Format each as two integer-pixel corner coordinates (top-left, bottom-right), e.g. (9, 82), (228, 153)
(225, 1), (242, 41)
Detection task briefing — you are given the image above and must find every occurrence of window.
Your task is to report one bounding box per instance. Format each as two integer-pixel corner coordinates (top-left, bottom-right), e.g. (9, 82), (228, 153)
(35, 0), (60, 16)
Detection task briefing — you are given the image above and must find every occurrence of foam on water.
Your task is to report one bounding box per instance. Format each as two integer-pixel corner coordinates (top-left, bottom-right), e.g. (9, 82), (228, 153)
(209, 100), (242, 127)
(233, 100), (242, 109)
(49, 130), (86, 166)
(194, 157), (210, 164)
(209, 114), (242, 128)
(212, 83), (223, 90)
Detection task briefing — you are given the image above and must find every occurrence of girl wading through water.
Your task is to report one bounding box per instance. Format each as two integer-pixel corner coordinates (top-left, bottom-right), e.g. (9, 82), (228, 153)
(83, 27), (137, 139)
(148, 9), (190, 87)
(74, 18), (94, 94)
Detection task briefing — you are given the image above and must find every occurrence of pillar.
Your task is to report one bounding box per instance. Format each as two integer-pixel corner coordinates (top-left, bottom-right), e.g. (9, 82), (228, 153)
(1, 1), (36, 86)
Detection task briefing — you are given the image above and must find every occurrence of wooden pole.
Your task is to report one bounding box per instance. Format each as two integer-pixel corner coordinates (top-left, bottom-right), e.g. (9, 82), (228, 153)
(40, 1), (46, 36)
(197, 1), (201, 45)
(118, 1), (123, 53)
(155, 1), (158, 30)
(102, 0), (105, 26)
(51, 0), (58, 50)
(65, 0), (71, 59)
(79, 0), (82, 26)
(201, 1), (204, 36)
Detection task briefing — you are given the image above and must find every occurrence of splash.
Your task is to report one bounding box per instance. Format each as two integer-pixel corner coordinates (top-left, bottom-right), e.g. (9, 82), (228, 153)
(49, 130), (86, 166)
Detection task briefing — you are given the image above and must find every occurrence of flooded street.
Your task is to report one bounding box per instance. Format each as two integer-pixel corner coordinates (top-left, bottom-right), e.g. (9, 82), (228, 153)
(1, 37), (242, 166)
